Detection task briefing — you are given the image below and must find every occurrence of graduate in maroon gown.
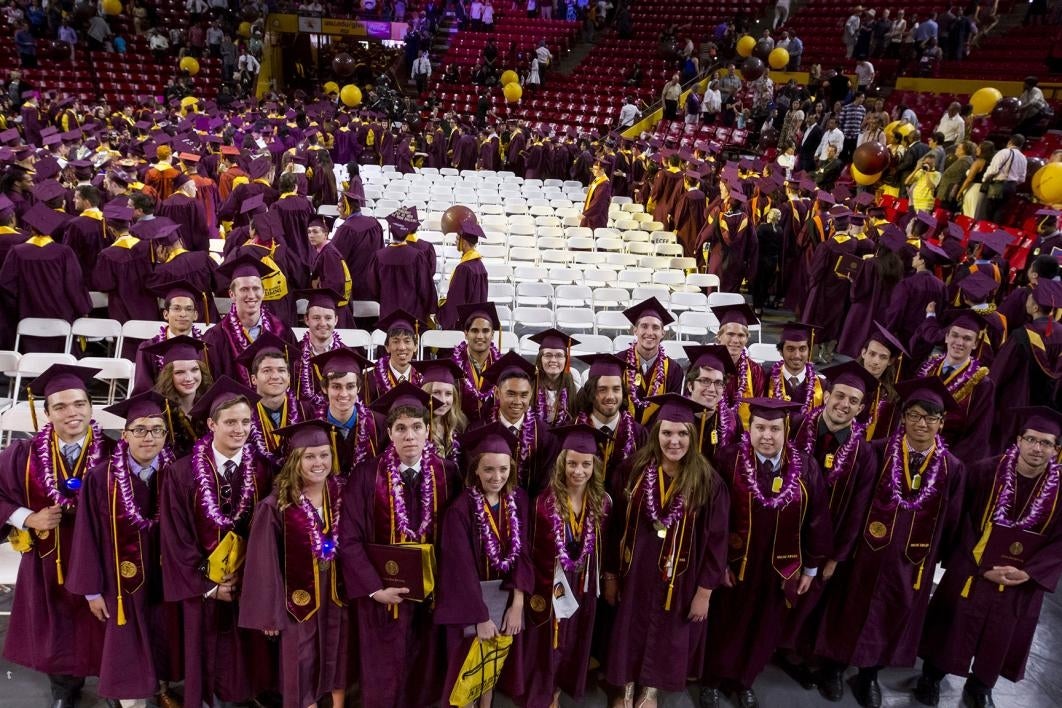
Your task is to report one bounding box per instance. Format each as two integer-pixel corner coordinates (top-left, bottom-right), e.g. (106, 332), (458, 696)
(392, 206), (438, 278)
(0, 202), (92, 352)
(291, 288), (347, 405)
(528, 329), (580, 428)
(0, 365), (110, 707)
(240, 420), (349, 708)
(235, 332), (302, 459)
(701, 181), (757, 291)
(139, 217), (221, 324)
(620, 298), (685, 425)
(764, 322), (825, 417)
(604, 395), (730, 707)
(475, 352), (560, 498)
(299, 346), (377, 473)
(203, 254), (297, 386)
(712, 304), (768, 429)
(157, 172), (210, 252)
(990, 282), (1062, 420)
(701, 398), (832, 708)
(91, 200), (160, 323)
(435, 424), (534, 705)
(331, 188), (385, 303)
(452, 302), (503, 426)
(219, 156), (278, 228)
(673, 171), (707, 258)
(270, 172), (316, 267)
(837, 229), (905, 358)
(854, 322), (907, 442)
(580, 160), (613, 230)
(914, 408), (1062, 708)
(683, 345), (740, 467)
(306, 216), (354, 327)
(415, 359), (470, 465)
(801, 207), (860, 363)
(159, 377), (278, 708)
(66, 392), (182, 706)
(647, 154), (684, 228)
(364, 309), (426, 405)
(61, 184), (107, 274)
(221, 210), (307, 327)
(437, 221), (489, 330)
(368, 206), (438, 322)
(882, 243), (949, 356)
(131, 282), (206, 395)
(140, 335), (212, 459)
(337, 383), (461, 708)
(814, 378), (967, 708)
(517, 424), (612, 708)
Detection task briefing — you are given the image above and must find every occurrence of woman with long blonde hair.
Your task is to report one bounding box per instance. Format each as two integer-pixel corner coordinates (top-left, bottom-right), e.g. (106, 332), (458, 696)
(603, 394), (730, 708)
(240, 420), (348, 708)
(414, 359), (469, 463)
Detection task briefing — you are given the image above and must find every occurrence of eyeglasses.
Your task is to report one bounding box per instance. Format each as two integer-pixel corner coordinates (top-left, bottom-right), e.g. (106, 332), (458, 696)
(904, 411), (944, 426)
(693, 378), (726, 389)
(1020, 435), (1060, 450)
(127, 426), (168, 439)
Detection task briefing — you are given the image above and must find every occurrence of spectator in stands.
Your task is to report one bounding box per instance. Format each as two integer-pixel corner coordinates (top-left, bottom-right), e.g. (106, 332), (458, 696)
(1016, 76), (1049, 135)
(935, 102), (965, 146)
(858, 114), (885, 147)
(534, 40), (552, 79)
(113, 33), (127, 55)
(906, 153), (942, 212)
(540, 0), (554, 20)
(131, 0), (149, 35)
(148, 29), (170, 64)
(206, 21), (224, 58)
(526, 0), (538, 19)
(58, 18), (77, 62)
(979, 133), (1027, 223)
(855, 10), (874, 59)
(918, 38), (944, 76)
(15, 22), (37, 67)
(617, 96), (639, 129)
(816, 117), (844, 164)
(786, 31), (803, 70)
(411, 49), (431, 95)
(914, 12), (939, 50)
(187, 21), (206, 58)
(442, 63), (461, 84)
(526, 54), (542, 89)
(814, 144), (844, 189)
(718, 63), (741, 103)
(482, 0), (494, 30)
(220, 34), (237, 82)
(936, 140), (975, 211)
(926, 132), (947, 173)
(237, 47), (261, 77)
(843, 7), (862, 59)
(625, 62), (642, 87)
(661, 74), (682, 121)
(470, 0), (483, 29)
(854, 59), (874, 92)
(773, 0), (790, 29)
(702, 81), (722, 125)
(186, 0), (208, 20)
(870, 8), (891, 57)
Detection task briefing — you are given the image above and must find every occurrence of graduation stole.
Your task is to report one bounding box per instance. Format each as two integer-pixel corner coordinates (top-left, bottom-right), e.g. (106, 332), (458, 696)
(26, 235), (54, 247)
(242, 240), (288, 301)
(372, 448), (449, 544)
(220, 306), (287, 386)
(283, 477), (345, 622)
(794, 407), (866, 514)
(718, 209), (748, 247)
(110, 234), (139, 250)
(372, 355), (423, 402)
(750, 194), (771, 227)
(1026, 326), (1062, 381)
(624, 345), (668, 424)
(698, 406), (736, 461)
(446, 248), (481, 290)
(0, 226), (20, 234)
(732, 350), (757, 430)
(917, 355), (988, 404)
(728, 439), (807, 585)
(768, 363), (824, 414)
(255, 391), (301, 453)
(189, 439), (266, 555)
(584, 175), (608, 212)
(576, 411), (636, 473)
(862, 382), (894, 441)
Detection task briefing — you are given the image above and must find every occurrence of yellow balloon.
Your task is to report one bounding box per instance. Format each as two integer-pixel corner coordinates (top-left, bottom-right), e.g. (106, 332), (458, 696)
(969, 87), (1003, 117)
(102, 0), (122, 15)
(180, 96), (198, 107)
(238, 21), (252, 38)
(851, 166), (883, 186)
(323, 81), (340, 95)
(179, 57), (200, 76)
(768, 47), (789, 70)
(340, 84), (363, 107)
(1033, 162), (1062, 204)
(736, 35), (756, 58)
(503, 82), (523, 103)
(500, 70), (519, 86)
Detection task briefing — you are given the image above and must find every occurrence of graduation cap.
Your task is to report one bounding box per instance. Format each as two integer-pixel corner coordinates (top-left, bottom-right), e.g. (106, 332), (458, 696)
(457, 302), (501, 330)
(0, 128), (20, 145)
(1031, 280), (1062, 310)
(42, 133), (63, 147)
(67, 159), (93, 170)
(645, 393), (706, 424)
(554, 423), (610, 455)
(131, 217), (182, 244)
(849, 214), (866, 227)
(376, 308), (428, 337)
(178, 152), (201, 163)
(833, 184), (852, 202)
(217, 253), (274, 281)
(220, 145), (241, 157)
(32, 180), (66, 203)
(33, 158), (61, 181)
(247, 156), (272, 180)
(104, 390), (169, 422)
(412, 359), (465, 387)
(250, 211), (281, 240)
(576, 353), (631, 379)
(528, 328), (578, 352)
(342, 185), (365, 205)
(866, 321), (908, 359)
(970, 229), (1012, 256)
(941, 308), (987, 334)
(728, 188), (748, 204)
(0, 193), (15, 215)
(274, 419), (335, 449)
(141, 335), (208, 365)
(149, 279), (202, 304)
(684, 344), (736, 376)
(295, 287), (342, 312)
(459, 422), (518, 458)
(623, 297), (674, 327)
(240, 193), (267, 216)
(369, 380), (434, 415)
(739, 397), (803, 421)
(944, 221), (965, 240)
(957, 272), (998, 303)
(711, 302), (759, 329)
(102, 201), (135, 221)
(235, 331), (299, 371)
(815, 190), (835, 205)
(1012, 406), (1062, 439)
(894, 376), (958, 413)
(918, 242), (950, 267)
(482, 351), (536, 387)
(27, 363), (100, 399)
(385, 206), (420, 238)
(913, 212), (938, 230)
(821, 360), (877, 395)
(852, 191), (875, 207)
(312, 346), (371, 379)
(779, 321), (819, 344)
(22, 202), (68, 237)
(458, 220), (485, 242)
(189, 375), (261, 420)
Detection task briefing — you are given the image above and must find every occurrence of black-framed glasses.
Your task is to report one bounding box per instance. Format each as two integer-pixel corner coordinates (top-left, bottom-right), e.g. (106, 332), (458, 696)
(127, 426), (168, 439)
(905, 411), (944, 425)
(1020, 435), (1060, 450)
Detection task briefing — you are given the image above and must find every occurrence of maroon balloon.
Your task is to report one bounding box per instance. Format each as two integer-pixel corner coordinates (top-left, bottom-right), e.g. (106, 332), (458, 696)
(852, 141), (890, 175)
(740, 56), (766, 81)
(441, 205), (478, 235)
(332, 53), (356, 78)
(74, 2), (96, 21)
(1022, 157), (1045, 193)
(753, 39), (773, 62)
(990, 97), (1020, 128)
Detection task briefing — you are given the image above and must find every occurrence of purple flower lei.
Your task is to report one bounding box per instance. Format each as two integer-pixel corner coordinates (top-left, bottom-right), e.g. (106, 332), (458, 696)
(733, 350), (753, 401)
(298, 329), (341, 403)
(220, 306), (284, 384)
(315, 400), (374, 466)
(576, 411), (637, 460)
(712, 402), (737, 447)
(918, 355), (981, 399)
(385, 444), (437, 541)
(883, 428), (947, 511)
(191, 432), (257, 530)
(641, 463), (686, 528)
(550, 492), (596, 572)
(770, 361), (817, 413)
(31, 422), (106, 510)
(991, 445), (1062, 531)
(453, 341), (501, 404)
(624, 344), (667, 411)
(737, 432), (802, 509)
(492, 408), (537, 478)
(794, 406), (866, 485)
(532, 380), (570, 426)
(298, 487), (341, 561)
(111, 440), (175, 530)
(374, 355), (423, 394)
(468, 486), (522, 573)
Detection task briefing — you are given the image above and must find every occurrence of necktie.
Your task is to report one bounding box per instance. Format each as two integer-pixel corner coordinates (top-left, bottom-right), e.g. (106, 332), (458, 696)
(139, 467), (156, 483)
(398, 374), (407, 383)
(757, 457), (774, 480)
(941, 365), (954, 378)
(401, 467), (417, 486)
(508, 425), (519, 437)
(224, 460), (237, 479)
(788, 376), (800, 389)
(62, 442), (82, 467)
(600, 425), (613, 437)
(908, 451), (925, 470)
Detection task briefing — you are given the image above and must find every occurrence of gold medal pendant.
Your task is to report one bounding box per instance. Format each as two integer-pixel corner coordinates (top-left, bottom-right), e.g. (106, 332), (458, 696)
(319, 559), (332, 572)
(771, 476), (783, 494)
(653, 522), (667, 538)
(911, 474), (922, 491)
(710, 430), (718, 445)
(824, 453), (835, 469)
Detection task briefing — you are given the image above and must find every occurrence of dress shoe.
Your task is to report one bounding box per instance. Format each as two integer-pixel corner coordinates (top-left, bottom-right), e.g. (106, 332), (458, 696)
(853, 675), (882, 708)
(817, 668), (845, 702)
(962, 687), (995, 708)
(776, 656), (816, 689)
(698, 687), (721, 708)
(735, 688), (759, 708)
(913, 674), (941, 706)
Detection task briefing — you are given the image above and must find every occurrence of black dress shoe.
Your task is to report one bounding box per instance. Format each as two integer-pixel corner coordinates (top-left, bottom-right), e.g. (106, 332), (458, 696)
(735, 688), (759, 708)
(913, 674), (941, 706)
(962, 687), (995, 708)
(698, 687), (721, 708)
(853, 676), (882, 708)
(817, 667), (845, 702)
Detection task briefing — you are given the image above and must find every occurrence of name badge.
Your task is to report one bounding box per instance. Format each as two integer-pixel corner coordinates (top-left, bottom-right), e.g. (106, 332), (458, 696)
(824, 453), (835, 469)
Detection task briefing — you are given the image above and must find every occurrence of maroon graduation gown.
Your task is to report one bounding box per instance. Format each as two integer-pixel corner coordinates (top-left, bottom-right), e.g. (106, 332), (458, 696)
(990, 319), (1062, 417)
(837, 257), (898, 358)
(270, 194), (316, 267)
(673, 189), (706, 258)
(159, 449), (277, 707)
(367, 242), (437, 322)
(649, 169), (683, 227)
(702, 207), (758, 292)
(437, 255), (489, 330)
(452, 134), (479, 171)
(814, 440), (966, 668)
(802, 234), (859, 343)
(580, 177), (612, 230)
(405, 234), (437, 276)
(66, 456), (182, 698)
(704, 445), (832, 688)
(623, 347), (686, 425)
(60, 212), (108, 274)
(148, 249), (220, 324)
(91, 237), (158, 323)
(337, 451), (460, 708)
(239, 493), (349, 708)
(158, 193), (210, 253)
(220, 240), (307, 326)
(0, 435), (111, 678)
(310, 243), (354, 327)
(918, 455), (1062, 687)
(918, 357), (996, 464)
(201, 309), (296, 386)
(604, 461), (730, 692)
(434, 489), (534, 699)
(468, 416), (560, 498)
(331, 214), (385, 302)
(882, 270), (947, 354)
(218, 180), (278, 227)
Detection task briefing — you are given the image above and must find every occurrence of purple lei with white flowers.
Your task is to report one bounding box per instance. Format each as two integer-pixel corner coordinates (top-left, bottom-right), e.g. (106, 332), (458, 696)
(576, 411), (637, 460)
(111, 440), (175, 530)
(550, 492), (597, 572)
(737, 432), (802, 508)
(770, 361), (818, 413)
(991, 445), (1062, 531)
(32, 422), (106, 510)
(298, 330), (341, 403)
(374, 355), (423, 394)
(453, 341), (501, 404)
(883, 428), (947, 511)
(469, 486), (522, 573)
(385, 444), (437, 541)
(918, 355), (981, 398)
(220, 306), (285, 385)
(533, 380), (571, 426)
(794, 406), (866, 485)
(642, 464), (686, 528)
(191, 433), (257, 529)
(298, 488), (341, 561)
(625, 344), (666, 412)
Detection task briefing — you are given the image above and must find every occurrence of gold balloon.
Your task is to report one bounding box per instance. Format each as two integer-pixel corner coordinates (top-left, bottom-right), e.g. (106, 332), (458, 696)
(102, 0), (122, 15)
(768, 47), (789, 70)
(323, 81), (339, 95)
(503, 82), (523, 103)
(500, 70), (519, 86)
(340, 84), (363, 107)
(238, 21), (252, 38)
(851, 166), (883, 186)
(1033, 163), (1062, 204)
(736, 35), (756, 58)
(969, 87), (1003, 117)
(179, 57), (200, 76)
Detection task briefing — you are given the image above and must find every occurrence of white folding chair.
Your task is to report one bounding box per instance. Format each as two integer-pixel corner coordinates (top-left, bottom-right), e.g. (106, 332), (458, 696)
(655, 242), (685, 257)
(595, 311), (631, 336)
(556, 308), (595, 332)
(631, 286), (671, 305)
(420, 329), (466, 355)
(554, 285), (593, 308)
(11, 353), (78, 403)
(80, 356), (134, 404)
(488, 282), (516, 307)
(508, 246), (540, 264)
(350, 300), (381, 320)
(749, 342), (782, 364)
(596, 238), (625, 253)
(617, 269), (653, 288)
(670, 290), (709, 312)
(652, 270), (687, 288)
(707, 292), (747, 308)
(70, 317), (123, 357)
(541, 249), (574, 265)
(14, 318), (72, 353)
(512, 307), (555, 332)
(336, 329), (374, 358)
(570, 334), (614, 355)
(582, 268), (618, 288)
(686, 273), (721, 292)
(673, 311), (718, 342)
(512, 265), (548, 283)
(515, 282), (554, 307)
(592, 287), (630, 311)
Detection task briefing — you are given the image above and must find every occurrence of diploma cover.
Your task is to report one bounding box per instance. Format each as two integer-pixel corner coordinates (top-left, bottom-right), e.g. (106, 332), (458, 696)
(366, 542), (436, 601)
(833, 252), (863, 280)
(978, 524), (1048, 570)
(205, 530), (246, 584)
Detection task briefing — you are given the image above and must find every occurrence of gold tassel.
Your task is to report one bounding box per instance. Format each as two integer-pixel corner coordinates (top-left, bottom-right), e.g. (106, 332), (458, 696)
(116, 594), (127, 626)
(553, 616), (559, 649)
(56, 556), (64, 585)
(960, 576), (973, 598)
(664, 580), (674, 611)
(28, 389), (38, 432)
(913, 561), (924, 590)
